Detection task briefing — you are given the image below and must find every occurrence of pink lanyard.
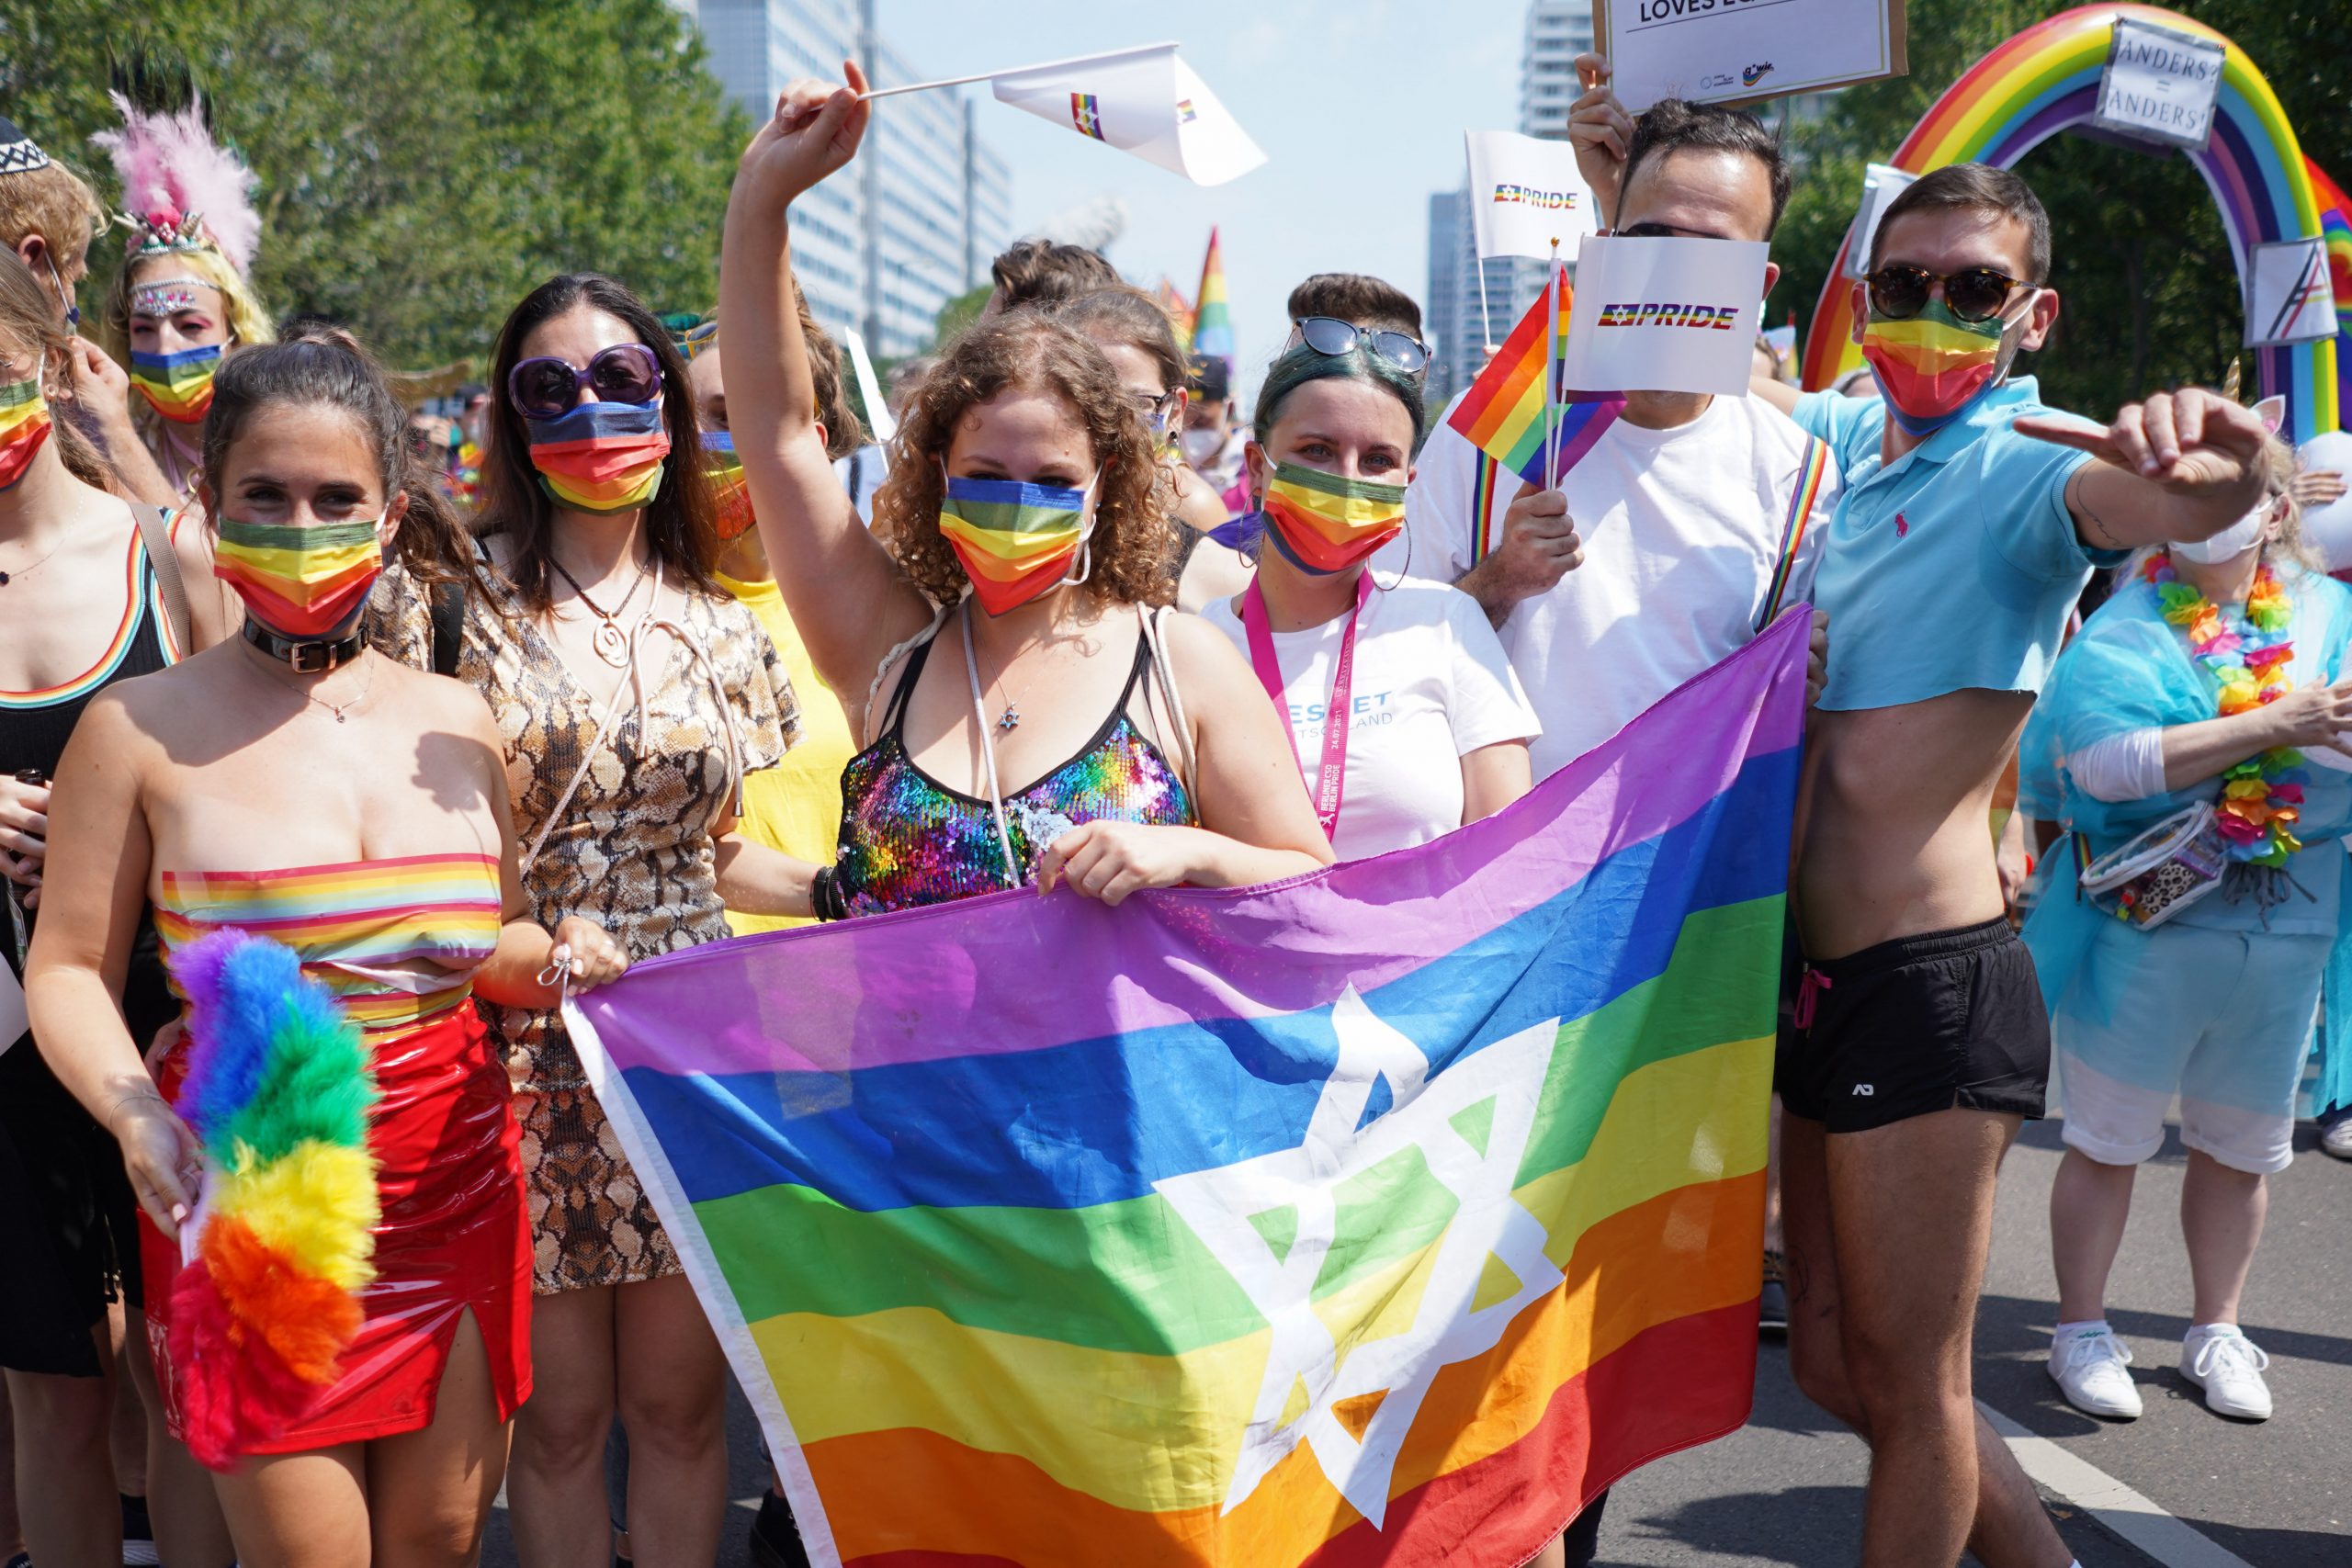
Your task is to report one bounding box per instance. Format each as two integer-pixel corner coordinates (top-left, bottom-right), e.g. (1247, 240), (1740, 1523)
(1241, 572), (1372, 843)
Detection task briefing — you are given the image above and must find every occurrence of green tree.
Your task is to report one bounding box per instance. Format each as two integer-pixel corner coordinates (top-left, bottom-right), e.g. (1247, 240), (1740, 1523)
(1772, 0), (2349, 415)
(0, 0), (747, 370)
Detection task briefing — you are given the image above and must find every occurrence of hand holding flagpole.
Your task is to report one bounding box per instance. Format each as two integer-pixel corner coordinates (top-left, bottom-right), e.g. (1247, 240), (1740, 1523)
(738, 59), (872, 209)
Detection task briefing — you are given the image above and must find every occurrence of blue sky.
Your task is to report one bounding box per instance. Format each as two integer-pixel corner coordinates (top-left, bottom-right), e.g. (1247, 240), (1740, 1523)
(883, 0), (1534, 386)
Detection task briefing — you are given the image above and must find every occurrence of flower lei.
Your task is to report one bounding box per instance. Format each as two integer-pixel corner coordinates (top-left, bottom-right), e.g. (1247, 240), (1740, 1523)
(2143, 551), (2304, 865)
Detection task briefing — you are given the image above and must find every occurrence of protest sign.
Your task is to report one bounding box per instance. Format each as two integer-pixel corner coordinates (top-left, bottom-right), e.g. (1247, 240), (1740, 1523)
(1593, 0), (1906, 114)
(1464, 130), (1598, 260)
(1560, 234), (1770, 397)
(2245, 237), (2337, 347)
(1841, 163), (1919, 280)
(2091, 15), (2225, 152)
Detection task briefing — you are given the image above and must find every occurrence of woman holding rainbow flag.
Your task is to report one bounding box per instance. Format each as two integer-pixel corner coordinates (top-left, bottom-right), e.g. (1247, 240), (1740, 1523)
(24, 329), (628, 1565)
(2021, 418), (2352, 1427)
(718, 62), (1329, 917)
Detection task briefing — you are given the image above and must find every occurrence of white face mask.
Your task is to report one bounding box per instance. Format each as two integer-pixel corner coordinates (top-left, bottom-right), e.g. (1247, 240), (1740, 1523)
(2172, 502), (2271, 566)
(1178, 427), (1226, 467)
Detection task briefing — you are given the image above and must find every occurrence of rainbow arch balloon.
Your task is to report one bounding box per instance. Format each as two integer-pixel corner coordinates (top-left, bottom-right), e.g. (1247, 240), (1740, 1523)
(1799, 3), (2340, 440)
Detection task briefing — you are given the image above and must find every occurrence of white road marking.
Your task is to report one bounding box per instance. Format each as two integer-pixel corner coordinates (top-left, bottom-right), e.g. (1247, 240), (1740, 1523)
(1976, 1401), (2261, 1568)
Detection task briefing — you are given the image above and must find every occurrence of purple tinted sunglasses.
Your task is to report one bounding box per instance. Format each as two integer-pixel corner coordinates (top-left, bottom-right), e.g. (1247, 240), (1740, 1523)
(507, 343), (663, 421)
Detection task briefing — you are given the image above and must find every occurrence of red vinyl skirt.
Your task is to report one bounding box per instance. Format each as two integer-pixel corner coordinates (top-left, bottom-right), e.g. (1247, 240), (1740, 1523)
(142, 998), (533, 1454)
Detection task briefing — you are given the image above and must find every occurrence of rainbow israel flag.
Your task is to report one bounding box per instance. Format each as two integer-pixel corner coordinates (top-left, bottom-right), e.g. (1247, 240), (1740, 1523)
(1190, 226), (1233, 376)
(567, 613), (1806, 1567)
(1447, 264), (1623, 489)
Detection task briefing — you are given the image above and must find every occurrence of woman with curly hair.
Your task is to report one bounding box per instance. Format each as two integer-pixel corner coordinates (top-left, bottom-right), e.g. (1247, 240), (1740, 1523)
(718, 66), (1328, 915)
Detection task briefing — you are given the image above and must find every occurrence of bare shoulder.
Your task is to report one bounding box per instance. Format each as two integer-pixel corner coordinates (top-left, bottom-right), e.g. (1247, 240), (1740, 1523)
(1159, 607), (1252, 683)
(378, 653), (502, 742)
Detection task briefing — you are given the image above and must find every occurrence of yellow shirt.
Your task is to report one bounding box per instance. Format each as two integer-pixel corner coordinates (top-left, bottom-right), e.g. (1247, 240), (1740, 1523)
(717, 572), (856, 932)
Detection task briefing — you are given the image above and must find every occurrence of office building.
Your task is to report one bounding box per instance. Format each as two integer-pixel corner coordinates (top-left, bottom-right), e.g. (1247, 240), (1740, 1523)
(687, 0), (1012, 359)
(1424, 190), (1521, 407)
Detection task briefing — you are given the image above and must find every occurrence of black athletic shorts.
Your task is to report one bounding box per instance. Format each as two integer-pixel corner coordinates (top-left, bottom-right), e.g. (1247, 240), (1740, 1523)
(1776, 917), (2050, 1134)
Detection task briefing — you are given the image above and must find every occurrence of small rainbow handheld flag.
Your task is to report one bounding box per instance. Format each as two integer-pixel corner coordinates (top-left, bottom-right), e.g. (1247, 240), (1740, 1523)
(1447, 265), (1623, 489)
(567, 613), (1806, 1567)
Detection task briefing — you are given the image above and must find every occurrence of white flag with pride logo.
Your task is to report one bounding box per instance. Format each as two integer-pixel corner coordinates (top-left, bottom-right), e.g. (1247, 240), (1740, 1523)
(991, 44), (1265, 187)
(1464, 130), (1598, 259)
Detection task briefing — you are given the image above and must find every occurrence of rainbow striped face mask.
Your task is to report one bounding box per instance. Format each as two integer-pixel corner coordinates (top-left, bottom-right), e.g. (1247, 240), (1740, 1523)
(524, 400), (673, 515)
(213, 515), (385, 638)
(938, 471), (1100, 616)
(702, 431), (753, 540)
(129, 343), (224, 424)
(0, 373), (53, 491)
(1259, 461), (1406, 575)
(1859, 299), (2011, 436)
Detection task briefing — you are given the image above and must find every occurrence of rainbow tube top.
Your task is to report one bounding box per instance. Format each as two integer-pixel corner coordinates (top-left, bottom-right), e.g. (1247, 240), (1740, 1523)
(154, 854), (502, 1034)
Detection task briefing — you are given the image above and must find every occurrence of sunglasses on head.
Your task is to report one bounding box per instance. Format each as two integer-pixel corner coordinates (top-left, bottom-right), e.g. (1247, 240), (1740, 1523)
(1865, 265), (2036, 325)
(1294, 316), (1430, 376)
(507, 343), (664, 421)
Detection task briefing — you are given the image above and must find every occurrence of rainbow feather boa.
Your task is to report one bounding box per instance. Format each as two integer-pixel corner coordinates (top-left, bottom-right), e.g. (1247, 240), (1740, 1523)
(2145, 553), (2306, 866)
(165, 929), (380, 1469)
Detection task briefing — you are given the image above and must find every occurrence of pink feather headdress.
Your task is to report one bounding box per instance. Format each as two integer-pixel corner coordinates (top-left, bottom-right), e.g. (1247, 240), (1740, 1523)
(90, 91), (260, 276)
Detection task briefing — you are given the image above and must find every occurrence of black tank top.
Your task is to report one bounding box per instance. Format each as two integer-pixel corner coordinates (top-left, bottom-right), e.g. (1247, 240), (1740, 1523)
(3, 515), (176, 1045)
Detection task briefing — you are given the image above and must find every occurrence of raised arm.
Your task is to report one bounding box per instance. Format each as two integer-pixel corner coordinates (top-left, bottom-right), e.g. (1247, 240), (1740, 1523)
(2016, 388), (2275, 553)
(1566, 54), (1631, 232)
(718, 59), (932, 697)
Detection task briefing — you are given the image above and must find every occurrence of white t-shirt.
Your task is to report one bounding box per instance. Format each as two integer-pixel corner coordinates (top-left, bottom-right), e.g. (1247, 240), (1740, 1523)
(1390, 390), (1837, 776)
(1200, 577), (1539, 862)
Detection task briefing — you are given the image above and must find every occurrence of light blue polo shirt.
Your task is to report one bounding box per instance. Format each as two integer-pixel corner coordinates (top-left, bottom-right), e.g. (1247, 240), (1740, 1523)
(1797, 376), (2109, 712)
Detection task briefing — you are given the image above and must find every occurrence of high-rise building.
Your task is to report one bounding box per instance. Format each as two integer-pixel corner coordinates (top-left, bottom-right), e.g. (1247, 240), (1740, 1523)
(1423, 0), (1594, 388)
(1520, 0), (1594, 141)
(1424, 191), (1521, 407)
(686, 0), (1012, 359)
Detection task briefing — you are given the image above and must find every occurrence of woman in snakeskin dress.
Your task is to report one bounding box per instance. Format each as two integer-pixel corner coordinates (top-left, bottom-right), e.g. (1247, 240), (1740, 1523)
(372, 274), (816, 1568)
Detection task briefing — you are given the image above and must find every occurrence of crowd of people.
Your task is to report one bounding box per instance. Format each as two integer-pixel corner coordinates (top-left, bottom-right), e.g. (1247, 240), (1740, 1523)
(0, 39), (2343, 1568)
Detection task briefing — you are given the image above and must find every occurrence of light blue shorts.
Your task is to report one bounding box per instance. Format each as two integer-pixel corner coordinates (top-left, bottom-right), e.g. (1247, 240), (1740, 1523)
(2052, 918), (2323, 1174)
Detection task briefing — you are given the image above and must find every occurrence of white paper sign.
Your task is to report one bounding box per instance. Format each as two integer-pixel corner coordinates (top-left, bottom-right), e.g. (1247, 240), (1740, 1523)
(1561, 234), (1770, 396)
(1596, 0), (1906, 114)
(1464, 130), (1598, 261)
(2093, 17), (2225, 152)
(2245, 237), (2338, 347)
(1842, 162), (1920, 280)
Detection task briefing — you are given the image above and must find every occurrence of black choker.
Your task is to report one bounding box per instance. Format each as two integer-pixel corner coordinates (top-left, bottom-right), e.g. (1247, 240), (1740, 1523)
(243, 618), (365, 672)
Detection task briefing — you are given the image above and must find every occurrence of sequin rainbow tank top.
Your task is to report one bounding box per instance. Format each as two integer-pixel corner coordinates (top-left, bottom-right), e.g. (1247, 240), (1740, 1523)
(833, 626), (1194, 916)
(154, 853), (503, 1034)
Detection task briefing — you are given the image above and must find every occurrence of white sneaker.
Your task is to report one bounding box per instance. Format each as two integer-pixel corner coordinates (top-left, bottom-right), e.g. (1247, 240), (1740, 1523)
(2322, 1116), (2352, 1161)
(2047, 1324), (2143, 1418)
(2181, 1325), (2273, 1420)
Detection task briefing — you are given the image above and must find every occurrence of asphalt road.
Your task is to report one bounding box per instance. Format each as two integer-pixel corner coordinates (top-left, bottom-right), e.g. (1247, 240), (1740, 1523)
(481, 1108), (2349, 1568)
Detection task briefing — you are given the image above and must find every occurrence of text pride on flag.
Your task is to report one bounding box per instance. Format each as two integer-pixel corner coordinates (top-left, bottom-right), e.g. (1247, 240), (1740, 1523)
(566, 612), (1809, 1568)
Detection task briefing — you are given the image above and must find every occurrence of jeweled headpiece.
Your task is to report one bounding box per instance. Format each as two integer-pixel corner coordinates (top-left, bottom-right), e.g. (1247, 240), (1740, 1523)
(90, 88), (260, 276)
